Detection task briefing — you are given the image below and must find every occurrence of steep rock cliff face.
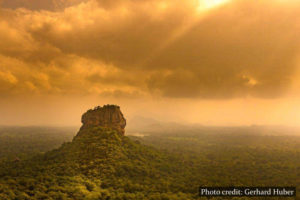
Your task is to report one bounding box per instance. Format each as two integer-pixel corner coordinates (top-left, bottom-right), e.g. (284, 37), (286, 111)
(78, 105), (126, 135)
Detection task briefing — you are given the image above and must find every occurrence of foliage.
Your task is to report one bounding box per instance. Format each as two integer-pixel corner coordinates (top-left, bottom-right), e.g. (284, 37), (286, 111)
(0, 126), (299, 199)
(0, 126), (75, 162)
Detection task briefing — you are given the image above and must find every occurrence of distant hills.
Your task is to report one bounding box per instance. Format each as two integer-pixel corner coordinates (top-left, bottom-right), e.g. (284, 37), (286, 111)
(126, 116), (201, 135)
(126, 115), (300, 136)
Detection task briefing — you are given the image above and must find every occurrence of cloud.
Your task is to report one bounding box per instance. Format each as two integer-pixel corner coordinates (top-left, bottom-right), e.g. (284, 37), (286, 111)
(0, 70), (18, 87)
(145, 0), (300, 98)
(0, 0), (88, 10)
(0, 0), (299, 99)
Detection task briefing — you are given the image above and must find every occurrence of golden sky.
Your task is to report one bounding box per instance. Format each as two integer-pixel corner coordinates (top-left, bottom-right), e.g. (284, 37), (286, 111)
(1, 0), (300, 126)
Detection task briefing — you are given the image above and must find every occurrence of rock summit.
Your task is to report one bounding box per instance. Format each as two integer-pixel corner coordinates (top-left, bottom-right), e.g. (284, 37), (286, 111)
(80, 105), (126, 135)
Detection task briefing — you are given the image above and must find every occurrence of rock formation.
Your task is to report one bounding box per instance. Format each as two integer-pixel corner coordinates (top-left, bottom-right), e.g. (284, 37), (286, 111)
(79, 105), (126, 135)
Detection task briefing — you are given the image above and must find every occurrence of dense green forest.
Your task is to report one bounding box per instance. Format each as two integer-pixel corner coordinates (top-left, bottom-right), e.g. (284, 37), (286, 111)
(0, 127), (75, 162)
(0, 126), (299, 200)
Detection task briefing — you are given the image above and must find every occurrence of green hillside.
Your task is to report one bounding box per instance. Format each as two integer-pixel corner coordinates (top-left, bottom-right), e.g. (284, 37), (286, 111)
(0, 127), (194, 200)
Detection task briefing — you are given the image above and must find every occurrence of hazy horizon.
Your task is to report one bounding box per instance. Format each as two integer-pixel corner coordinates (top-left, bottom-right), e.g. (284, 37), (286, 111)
(1, 0), (300, 127)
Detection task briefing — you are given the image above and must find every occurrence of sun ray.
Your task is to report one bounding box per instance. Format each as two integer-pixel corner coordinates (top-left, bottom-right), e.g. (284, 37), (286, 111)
(197, 0), (231, 12)
(138, 0), (232, 67)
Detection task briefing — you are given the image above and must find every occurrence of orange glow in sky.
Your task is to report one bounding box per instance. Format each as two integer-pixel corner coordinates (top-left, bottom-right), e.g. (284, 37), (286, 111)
(197, 0), (231, 11)
(1, 0), (300, 126)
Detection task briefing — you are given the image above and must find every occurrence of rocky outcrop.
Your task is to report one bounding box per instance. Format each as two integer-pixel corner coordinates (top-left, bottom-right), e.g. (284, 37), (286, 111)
(79, 105), (126, 135)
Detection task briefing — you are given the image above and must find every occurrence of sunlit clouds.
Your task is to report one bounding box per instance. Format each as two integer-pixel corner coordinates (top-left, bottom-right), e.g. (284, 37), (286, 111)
(197, 0), (231, 12)
(1, 0), (300, 126)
